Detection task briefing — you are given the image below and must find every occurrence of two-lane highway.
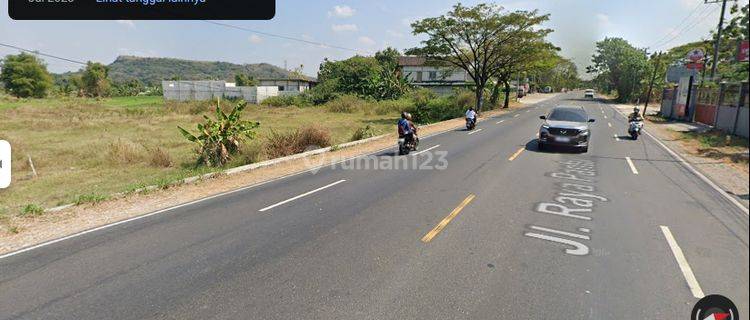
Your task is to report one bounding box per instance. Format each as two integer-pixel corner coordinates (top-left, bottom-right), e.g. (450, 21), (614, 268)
(0, 92), (747, 319)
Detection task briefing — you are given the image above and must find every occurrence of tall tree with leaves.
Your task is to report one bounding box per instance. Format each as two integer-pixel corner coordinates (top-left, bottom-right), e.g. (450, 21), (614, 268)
(0, 53), (53, 98)
(80, 62), (111, 97)
(410, 3), (551, 111)
(587, 37), (650, 102)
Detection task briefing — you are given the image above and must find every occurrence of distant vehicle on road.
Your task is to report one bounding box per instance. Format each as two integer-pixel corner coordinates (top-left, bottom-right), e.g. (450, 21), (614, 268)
(517, 88), (526, 98)
(538, 106), (595, 152)
(543, 86), (552, 93)
(584, 89), (595, 99)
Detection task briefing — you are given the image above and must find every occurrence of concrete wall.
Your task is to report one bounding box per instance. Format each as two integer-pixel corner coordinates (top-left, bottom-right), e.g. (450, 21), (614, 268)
(162, 81), (279, 104)
(662, 82), (749, 138)
(401, 66), (469, 83)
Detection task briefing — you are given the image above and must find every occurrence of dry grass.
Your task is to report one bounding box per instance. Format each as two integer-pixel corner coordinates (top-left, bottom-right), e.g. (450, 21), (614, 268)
(107, 139), (145, 165)
(148, 146), (174, 168)
(0, 94), (396, 220)
(265, 125), (333, 158)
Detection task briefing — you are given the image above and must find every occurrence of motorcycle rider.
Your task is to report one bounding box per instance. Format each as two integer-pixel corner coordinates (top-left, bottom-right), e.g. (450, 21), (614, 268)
(465, 107), (477, 127)
(398, 111), (416, 147)
(628, 107), (643, 122)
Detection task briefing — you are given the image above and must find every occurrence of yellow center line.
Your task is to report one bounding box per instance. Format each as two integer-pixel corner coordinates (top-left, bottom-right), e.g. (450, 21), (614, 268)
(421, 194), (476, 243)
(508, 147), (525, 161)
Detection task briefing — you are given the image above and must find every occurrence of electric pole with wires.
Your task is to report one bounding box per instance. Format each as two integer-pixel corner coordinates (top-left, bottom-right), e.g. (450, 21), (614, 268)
(705, 0), (730, 80)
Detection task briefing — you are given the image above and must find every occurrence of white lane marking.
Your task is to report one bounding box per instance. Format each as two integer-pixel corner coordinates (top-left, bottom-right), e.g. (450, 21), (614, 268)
(467, 128), (484, 135)
(614, 134), (620, 141)
(642, 129), (749, 215)
(526, 110), (531, 113)
(529, 225), (590, 240)
(411, 144), (440, 156)
(625, 157), (639, 175)
(603, 115), (608, 119)
(660, 226), (705, 298)
(0, 110), (486, 260)
(608, 122), (612, 128)
(496, 120), (505, 124)
(514, 114), (520, 118)
(259, 179), (346, 212)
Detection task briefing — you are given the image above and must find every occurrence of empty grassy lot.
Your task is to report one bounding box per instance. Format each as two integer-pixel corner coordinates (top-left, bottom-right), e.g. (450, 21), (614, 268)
(0, 94), (398, 227)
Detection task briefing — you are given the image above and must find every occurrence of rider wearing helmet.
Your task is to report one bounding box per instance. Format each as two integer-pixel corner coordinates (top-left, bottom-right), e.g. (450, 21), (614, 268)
(398, 111), (416, 146)
(628, 107), (643, 122)
(465, 107), (477, 125)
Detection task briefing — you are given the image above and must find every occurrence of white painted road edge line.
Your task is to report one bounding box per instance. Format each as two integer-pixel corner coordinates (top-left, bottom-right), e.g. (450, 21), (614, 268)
(259, 179), (346, 212)
(625, 157), (639, 175)
(641, 128), (749, 215)
(467, 128), (484, 135)
(411, 145), (440, 156)
(514, 114), (520, 118)
(608, 122), (612, 128)
(660, 226), (705, 298)
(609, 104), (749, 215)
(1, 100), (560, 259)
(496, 120), (505, 124)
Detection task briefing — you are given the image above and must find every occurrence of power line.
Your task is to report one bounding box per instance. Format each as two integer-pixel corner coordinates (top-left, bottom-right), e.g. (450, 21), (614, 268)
(646, 1), (704, 49)
(200, 20), (374, 55)
(652, 5), (718, 51)
(0, 43), (86, 65)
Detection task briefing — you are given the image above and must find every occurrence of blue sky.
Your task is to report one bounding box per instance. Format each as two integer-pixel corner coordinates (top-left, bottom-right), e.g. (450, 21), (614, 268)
(0, 0), (725, 76)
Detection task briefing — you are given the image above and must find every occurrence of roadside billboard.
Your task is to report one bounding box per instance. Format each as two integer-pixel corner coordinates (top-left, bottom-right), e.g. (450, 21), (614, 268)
(674, 76), (692, 118)
(738, 40), (749, 62)
(666, 65), (698, 83)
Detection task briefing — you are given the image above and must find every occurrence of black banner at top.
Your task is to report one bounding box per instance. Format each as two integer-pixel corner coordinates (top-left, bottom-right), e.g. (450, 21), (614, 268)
(9, 0), (276, 20)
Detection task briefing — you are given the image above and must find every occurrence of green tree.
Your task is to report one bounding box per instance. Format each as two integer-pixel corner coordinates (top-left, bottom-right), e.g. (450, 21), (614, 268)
(0, 53), (53, 98)
(80, 62), (111, 97)
(410, 3), (551, 111)
(234, 74), (258, 87)
(315, 48), (409, 101)
(709, 3), (749, 81)
(587, 37), (650, 102)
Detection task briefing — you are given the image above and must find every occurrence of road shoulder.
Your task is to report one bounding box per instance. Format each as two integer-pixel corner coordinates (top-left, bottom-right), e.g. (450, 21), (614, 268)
(610, 102), (749, 210)
(0, 94), (557, 256)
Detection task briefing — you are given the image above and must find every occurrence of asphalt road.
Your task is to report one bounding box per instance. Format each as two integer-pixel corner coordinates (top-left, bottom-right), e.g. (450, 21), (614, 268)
(1, 92), (748, 319)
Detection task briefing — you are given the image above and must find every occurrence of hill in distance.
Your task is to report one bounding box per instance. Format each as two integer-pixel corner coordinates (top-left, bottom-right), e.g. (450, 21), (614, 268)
(57, 56), (303, 86)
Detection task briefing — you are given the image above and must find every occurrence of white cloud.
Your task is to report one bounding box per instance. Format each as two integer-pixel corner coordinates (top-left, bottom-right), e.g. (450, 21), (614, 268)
(596, 13), (611, 28)
(248, 34), (263, 44)
(331, 24), (358, 33)
(386, 29), (404, 38)
(116, 20), (135, 29)
(328, 5), (356, 18)
(358, 36), (376, 46)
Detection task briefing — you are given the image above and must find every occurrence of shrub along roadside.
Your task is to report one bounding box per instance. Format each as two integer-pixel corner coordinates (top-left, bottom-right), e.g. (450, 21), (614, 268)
(265, 125), (333, 158)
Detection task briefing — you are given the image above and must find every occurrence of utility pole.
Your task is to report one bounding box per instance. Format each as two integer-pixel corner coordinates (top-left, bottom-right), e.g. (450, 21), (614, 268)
(706, 0), (728, 80)
(643, 51), (663, 117)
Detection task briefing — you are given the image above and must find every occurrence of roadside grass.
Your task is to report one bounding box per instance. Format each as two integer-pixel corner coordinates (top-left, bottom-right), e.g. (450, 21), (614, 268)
(678, 130), (749, 164)
(0, 95), (398, 227)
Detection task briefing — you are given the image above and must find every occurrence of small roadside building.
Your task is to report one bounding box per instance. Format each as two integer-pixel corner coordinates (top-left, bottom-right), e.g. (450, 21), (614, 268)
(258, 77), (317, 96)
(397, 56), (472, 95)
(162, 76), (317, 103)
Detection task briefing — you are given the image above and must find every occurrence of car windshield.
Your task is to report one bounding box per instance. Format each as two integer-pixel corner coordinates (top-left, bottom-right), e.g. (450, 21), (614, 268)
(548, 109), (587, 122)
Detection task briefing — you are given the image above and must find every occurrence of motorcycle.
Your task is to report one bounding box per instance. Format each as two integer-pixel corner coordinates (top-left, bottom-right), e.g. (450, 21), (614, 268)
(466, 117), (476, 130)
(628, 120), (644, 140)
(398, 134), (419, 155)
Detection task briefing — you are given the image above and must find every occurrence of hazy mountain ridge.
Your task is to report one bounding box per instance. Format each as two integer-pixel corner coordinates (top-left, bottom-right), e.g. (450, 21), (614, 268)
(57, 55), (294, 86)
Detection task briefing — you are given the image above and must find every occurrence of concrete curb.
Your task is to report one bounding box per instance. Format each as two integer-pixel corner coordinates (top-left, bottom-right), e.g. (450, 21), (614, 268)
(609, 103), (749, 215)
(45, 133), (390, 213)
(44, 96), (556, 214)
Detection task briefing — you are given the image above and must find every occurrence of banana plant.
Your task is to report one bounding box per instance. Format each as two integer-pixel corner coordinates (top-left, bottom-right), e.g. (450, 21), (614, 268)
(178, 100), (260, 167)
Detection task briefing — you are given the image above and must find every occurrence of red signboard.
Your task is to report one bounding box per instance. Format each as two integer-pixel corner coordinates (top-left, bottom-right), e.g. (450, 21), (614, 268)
(738, 40), (749, 62)
(686, 62), (704, 70)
